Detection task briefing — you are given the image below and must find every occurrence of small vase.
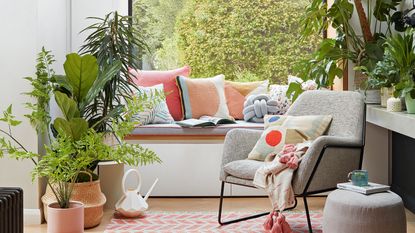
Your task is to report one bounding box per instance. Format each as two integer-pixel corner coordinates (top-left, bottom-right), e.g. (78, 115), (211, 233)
(405, 93), (415, 114)
(47, 201), (84, 233)
(381, 87), (394, 107)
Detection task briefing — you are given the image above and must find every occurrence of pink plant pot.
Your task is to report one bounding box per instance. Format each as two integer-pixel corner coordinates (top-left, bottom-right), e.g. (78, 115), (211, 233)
(47, 201), (84, 233)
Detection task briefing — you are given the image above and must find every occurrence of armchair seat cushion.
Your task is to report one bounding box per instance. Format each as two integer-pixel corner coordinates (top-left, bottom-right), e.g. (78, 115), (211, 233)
(224, 160), (264, 180)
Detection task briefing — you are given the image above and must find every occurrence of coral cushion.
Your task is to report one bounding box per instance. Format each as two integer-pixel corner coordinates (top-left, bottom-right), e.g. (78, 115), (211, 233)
(177, 74), (231, 119)
(129, 66), (191, 121)
(224, 80), (269, 120)
(225, 84), (245, 120)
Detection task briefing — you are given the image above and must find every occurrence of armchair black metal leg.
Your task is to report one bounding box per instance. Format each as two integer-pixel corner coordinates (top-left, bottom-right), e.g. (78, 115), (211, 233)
(218, 181), (269, 225)
(303, 195), (313, 233)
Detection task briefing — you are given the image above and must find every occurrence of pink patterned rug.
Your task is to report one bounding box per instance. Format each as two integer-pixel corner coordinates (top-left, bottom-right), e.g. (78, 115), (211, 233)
(105, 211), (323, 233)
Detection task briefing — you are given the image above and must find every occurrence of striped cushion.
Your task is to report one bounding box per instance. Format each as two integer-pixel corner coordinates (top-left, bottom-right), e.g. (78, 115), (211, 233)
(134, 84), (174, 125)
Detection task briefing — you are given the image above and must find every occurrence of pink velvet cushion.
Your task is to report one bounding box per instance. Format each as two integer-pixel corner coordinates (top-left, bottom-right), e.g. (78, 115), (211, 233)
(129, 66), (191, 121)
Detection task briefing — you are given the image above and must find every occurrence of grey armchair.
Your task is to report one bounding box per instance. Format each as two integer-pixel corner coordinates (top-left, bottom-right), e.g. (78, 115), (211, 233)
(218, 90), (366, 233)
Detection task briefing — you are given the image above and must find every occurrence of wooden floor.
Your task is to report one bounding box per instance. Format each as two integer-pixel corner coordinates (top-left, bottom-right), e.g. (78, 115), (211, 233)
(25, 197), (415, 232)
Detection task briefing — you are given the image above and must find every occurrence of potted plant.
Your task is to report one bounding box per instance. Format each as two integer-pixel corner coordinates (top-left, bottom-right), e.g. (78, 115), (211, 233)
(390, 30), (415, 113)
(288, 0), (404, 100)
(34, 11), (152, 228)
(357, 52), (400, 107)
(0, 48), (161, 232)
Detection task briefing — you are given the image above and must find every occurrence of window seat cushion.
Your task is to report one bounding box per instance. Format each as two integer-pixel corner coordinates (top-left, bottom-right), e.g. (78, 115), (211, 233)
(127, 121), (263, 140)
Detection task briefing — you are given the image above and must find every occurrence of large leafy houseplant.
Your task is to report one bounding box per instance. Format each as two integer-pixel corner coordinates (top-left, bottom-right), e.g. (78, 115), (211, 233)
(80, 11), (148, 132)
(0, 50), (161, 209)
(287, 0), (404, 100)
(388, 29), (415, 113)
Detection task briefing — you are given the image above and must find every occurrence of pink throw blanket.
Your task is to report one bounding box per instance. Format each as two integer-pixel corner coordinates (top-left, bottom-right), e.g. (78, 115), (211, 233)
(253, 142), (311, 232)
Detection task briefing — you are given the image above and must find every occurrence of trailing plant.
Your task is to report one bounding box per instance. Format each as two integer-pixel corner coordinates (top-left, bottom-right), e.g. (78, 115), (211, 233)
(80, 11), (148, 132)
(359, 53), (399, 89)
(0, 50), (161, 209)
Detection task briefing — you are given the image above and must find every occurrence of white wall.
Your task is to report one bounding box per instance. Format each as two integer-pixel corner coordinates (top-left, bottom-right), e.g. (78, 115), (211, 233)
(70, 0), (128, 52)
(0, 0), (128, 222)
(0, 0), (40, 211)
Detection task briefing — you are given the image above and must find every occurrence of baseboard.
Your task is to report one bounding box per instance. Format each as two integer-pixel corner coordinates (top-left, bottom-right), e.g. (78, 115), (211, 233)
(24, 208), (42, 225)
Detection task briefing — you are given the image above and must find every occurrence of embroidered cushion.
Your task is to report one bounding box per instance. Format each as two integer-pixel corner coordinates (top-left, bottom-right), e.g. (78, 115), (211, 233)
(247, 125), (308, 161)
(264, 115), (333, 140)
(176, 74), (231, 119)
(134, 84), (174, 125)
(129, 66), (191, 121)
(225, 80), (269, 119)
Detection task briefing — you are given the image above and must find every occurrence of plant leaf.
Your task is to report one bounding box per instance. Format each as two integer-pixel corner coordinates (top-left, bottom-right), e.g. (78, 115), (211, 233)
(0, 105), (22, 126)
(53, 117), (89, 140)
(54, 91), (80, 121)
(53, 75), (73, 93)
(81, 60), (122, 109)
(63, 53), (98, 103)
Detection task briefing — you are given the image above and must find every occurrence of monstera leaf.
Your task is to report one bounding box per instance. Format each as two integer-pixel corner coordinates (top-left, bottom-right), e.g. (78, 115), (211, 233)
(54, 117), (89, 140)
(54, 91), (80, 121)
(63, 53), (98, 103)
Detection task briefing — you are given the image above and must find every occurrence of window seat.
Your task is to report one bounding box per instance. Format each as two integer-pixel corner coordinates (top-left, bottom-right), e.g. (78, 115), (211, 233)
(125, 120), (263, 141)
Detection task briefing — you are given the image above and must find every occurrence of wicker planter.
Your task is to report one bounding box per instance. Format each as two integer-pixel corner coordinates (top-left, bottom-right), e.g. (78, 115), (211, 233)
(42, 179), (106, 229)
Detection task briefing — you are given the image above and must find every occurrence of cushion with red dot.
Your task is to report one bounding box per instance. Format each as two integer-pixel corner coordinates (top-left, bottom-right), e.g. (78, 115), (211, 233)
(247, 125), (308, 161)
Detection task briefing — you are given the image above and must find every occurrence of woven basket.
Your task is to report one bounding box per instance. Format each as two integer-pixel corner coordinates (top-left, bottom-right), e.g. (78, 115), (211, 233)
(42, 175), (106, 228)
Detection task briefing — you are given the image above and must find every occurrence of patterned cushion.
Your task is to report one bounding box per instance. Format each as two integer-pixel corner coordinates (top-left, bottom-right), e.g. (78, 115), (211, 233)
(225, 80), (269, 119)
(264, 115), (332, 140)
(177, 74), (231, 119)
(224, 160), (264, 180)
(129, 66), (191, 121)
(268, 85), (291, 115)
(134, 84), (174, 125)
(247, 125), (308, 161)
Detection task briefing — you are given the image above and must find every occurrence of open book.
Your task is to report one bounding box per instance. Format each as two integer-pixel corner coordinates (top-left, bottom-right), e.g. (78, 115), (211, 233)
(176, 116), (236, 128)
(337, 182), (390, 195)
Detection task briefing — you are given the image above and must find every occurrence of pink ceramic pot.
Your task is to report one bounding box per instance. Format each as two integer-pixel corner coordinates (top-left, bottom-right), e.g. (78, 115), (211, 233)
(47, 201), (84, 233)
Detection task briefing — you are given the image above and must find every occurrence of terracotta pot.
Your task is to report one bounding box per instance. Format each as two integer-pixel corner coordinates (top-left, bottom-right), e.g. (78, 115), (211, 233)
(47, 201), (84, 233)
(42, 179), (106, 228)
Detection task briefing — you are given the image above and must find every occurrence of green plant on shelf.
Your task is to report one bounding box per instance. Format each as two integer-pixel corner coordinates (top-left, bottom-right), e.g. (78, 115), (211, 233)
(288, 0), (404, 101)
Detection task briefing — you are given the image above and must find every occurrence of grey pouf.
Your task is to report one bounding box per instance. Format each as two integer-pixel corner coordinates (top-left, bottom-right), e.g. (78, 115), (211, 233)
(323, 189), (406, 233)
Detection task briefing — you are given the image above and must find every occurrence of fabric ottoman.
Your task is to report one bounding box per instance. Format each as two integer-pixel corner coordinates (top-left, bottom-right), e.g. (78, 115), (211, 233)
(323, 189), (406, 233)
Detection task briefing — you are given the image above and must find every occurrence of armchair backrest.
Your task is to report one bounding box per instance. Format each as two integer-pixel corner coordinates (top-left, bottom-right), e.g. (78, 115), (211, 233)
(286, 90), (365, 141)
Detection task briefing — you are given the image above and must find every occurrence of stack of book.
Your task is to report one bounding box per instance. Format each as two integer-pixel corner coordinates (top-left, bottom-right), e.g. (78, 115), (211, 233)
(337, 182), (390, 195)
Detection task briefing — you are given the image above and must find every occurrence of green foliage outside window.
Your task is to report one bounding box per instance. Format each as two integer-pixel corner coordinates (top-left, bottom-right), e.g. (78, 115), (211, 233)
(133, 0), (319, 84)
